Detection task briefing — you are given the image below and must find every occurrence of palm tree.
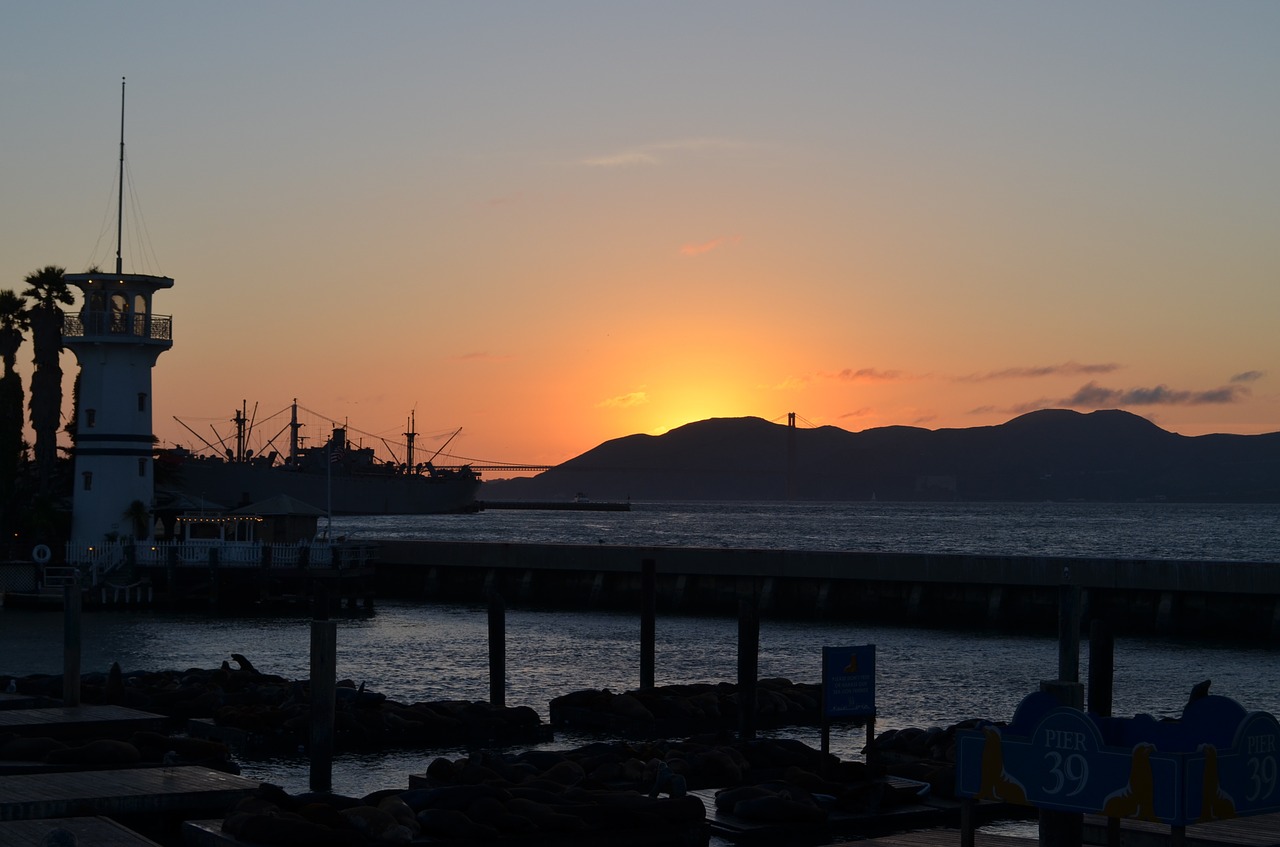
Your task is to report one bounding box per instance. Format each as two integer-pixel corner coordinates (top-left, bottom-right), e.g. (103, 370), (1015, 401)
(124, 499), (151, 540)
(0, 289), (29, 529)
(22, 265), (73, 496)
(0, 289), (27, 377)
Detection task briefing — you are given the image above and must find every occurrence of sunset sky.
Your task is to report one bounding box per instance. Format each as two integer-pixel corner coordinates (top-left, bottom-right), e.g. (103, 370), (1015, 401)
(4, 3), (1278, 475)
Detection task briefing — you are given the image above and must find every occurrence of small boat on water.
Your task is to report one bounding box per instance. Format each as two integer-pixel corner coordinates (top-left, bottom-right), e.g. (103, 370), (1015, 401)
(157, 402), (481, 515)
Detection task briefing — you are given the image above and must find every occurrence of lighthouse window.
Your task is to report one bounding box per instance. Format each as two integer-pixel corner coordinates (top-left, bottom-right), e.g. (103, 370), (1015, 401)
(86, 409), (96, 428)
(82, 471), (93, 491)
(138, 458), (147, 477)
(138, 393), (147, 412)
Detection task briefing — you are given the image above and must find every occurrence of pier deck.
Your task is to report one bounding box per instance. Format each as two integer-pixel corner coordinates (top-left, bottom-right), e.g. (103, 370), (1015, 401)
(848, 831), (1033, 846)
(0, 765), (258, 821)
(0, 692), (50, 711)
(373, 540), (1280, 638)
(836, 812), (1280, 847)
(0, 816), (162, 845)
(0, 704), (166, 740)
(1082, 812), (1280, 846)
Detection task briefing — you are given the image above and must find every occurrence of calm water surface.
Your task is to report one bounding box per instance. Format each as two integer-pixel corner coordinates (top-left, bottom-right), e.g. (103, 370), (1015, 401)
(328, 500), (1280, 561)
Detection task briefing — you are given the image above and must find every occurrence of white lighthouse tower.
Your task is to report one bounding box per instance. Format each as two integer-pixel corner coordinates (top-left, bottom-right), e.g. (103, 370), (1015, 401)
(63, 80), (174, 544)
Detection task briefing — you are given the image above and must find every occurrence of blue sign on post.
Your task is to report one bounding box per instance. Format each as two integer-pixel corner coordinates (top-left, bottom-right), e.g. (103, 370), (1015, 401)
(822, 645), (875, 719)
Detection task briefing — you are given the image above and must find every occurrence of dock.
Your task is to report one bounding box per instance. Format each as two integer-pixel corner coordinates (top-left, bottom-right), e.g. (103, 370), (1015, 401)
(823, 811), (1280, 847)
(372, 540), (1280, 639)
(849, 832), (1034, 847)
(0, 704), (166, 740)
(1082, 812), (1280, 847)
(0, 816), (163, 846)
(0, 693), (52, 711)
(0, 766), (259, 822)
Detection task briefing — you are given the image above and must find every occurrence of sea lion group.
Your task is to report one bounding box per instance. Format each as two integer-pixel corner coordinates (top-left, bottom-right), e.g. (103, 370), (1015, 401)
(549, 678), (823, 737)
(220, 733), (926, 844)
(0, 729), (239, 772)
(2, 658), (547, 753)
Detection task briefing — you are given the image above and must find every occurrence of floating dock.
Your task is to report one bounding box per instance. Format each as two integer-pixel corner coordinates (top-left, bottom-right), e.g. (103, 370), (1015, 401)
(0, 816), (163, 846)
(0, 705), (166, 741)
(0, 765), (259, 822)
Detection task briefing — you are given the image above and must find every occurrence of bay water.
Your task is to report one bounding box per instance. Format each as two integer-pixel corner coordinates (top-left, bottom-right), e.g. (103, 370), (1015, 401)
(2, 500), (1278, 802)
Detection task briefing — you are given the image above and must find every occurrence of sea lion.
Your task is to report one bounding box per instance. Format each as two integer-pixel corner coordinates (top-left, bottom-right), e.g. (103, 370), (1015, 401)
(1, 736), (67, 761)
(340, 806), (412, 844)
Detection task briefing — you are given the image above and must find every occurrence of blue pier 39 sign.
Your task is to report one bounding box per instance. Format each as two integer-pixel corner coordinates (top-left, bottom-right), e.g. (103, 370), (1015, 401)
(955, 691), (1280, 827)
(822, 645), (876, 719)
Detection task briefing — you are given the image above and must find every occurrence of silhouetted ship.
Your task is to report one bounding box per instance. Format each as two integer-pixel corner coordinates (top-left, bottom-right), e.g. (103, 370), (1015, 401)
(158, 404), (480, 515)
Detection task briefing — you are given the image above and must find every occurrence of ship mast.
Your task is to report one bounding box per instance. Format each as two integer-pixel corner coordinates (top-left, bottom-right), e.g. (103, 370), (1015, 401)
(116, 76), (126, 275)
(404, 410), (417, 471)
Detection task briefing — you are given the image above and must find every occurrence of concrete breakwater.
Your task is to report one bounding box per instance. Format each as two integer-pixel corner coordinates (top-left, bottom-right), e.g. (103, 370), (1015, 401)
(373, 540), (1280, 640)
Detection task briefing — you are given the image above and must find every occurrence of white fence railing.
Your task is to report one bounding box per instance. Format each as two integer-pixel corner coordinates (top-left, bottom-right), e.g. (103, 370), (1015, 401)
(61, 540), (376, 585)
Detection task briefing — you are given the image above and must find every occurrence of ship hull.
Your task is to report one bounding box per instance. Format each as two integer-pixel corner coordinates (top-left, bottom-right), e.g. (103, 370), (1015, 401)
(167, 461), (480, 515)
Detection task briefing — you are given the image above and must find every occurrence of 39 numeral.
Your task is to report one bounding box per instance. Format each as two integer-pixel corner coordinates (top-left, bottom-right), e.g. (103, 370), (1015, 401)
(1247, 756), (1277, 802)
(1044, 752), (1089, 796)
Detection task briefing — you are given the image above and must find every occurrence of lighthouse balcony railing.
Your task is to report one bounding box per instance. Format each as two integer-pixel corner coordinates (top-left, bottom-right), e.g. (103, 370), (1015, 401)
(62, 310), (173, 342)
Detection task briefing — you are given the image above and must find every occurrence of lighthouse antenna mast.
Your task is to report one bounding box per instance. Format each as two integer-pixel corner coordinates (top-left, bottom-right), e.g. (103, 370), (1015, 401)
(116, 76), (126, 275)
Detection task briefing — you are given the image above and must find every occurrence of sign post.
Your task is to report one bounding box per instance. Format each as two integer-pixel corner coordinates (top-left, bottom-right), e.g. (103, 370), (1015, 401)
(821, 645), (876, 758)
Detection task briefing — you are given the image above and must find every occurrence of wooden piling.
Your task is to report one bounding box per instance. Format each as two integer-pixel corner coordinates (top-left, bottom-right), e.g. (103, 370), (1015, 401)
(61, 579), (81, 708)
(1058, 577), (1082, 682)
(1088, 619), (1114, 718)
(488, 592), (506, 707)
(737, 581), (759, 741)
(309, 584), (336, 792)
(1041, 580), (1086, 847)
(640, 558), (655, 690)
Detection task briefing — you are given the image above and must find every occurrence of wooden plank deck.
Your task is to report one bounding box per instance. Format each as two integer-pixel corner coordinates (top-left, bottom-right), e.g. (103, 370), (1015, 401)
(185, 816), (711, 847)
(826, 812), (1280, 847)
(691, 786), (953, 843)
(839, 829), (1034, 846)
(0, 765), (259, 822)
(0, 693), (51, 711)
(0, 704), (166, 740)
(1082, 812), (1280, 847)
(0, 816), (163, 846)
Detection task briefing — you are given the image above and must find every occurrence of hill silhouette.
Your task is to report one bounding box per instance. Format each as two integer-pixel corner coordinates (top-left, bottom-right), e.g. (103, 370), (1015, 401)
(481, 409), (1280, 503)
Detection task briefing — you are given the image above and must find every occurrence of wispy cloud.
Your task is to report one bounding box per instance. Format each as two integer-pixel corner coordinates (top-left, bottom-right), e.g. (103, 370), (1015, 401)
(764, 376), (810, 391)
(1005, 381), (1252, 414)
(583, 151), (660, 168)
(450, 352), (513, 362)
(953, 361), (1121, 382)
(680, 235), (740, 257)
(826, 368), (916, 383)
(582, 137), (748, 168)
(484, 192), (525, 209)
(1064, 381), (1249, 406)
(598, 390), (649, 409)
(1231, 370), (1265, 383)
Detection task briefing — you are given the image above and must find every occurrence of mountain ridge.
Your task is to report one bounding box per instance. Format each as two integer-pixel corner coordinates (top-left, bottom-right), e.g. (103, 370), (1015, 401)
(481, 409), (1280, 503)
